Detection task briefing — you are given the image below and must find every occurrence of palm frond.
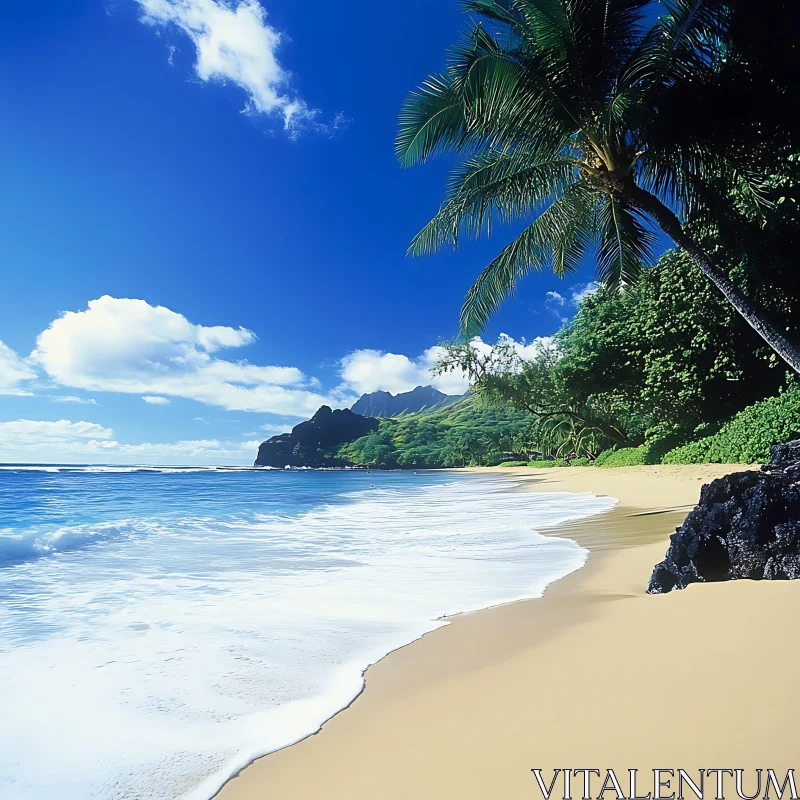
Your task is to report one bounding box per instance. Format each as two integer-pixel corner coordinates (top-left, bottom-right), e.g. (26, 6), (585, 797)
(460, 182), (597, 335)
(621, 0), (723, 94)
(516, 0), (572, 53)
(410, 151), (578, 256)
(596, 195), (656, 287)
(396, 74), (468, 168)
(593, 0), (653, 76)
(460, 0), (521, 27)
(450, 26), (577, 153)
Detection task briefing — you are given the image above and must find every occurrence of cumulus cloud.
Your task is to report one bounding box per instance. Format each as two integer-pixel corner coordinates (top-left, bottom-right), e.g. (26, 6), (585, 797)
(339, 335), (554, 397)
(544, 282), (598, 320)
(340, 346), (465, 397)
(31, 296), (336, 417)
(570, 281), (599, 305)
(0, 418), (260, 465)
(136, 0), (317, 131)
(0, 341), (36, 395)
(142, 396), (170, 405)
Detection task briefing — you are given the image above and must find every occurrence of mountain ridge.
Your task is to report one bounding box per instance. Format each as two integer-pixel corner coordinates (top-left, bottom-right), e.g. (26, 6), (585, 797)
(350, 385), (461, 418)
(254, 406), (378, 468)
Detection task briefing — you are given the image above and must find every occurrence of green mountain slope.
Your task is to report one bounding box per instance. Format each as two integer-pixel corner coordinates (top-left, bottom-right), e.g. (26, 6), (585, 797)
(336, 396), (531, 468)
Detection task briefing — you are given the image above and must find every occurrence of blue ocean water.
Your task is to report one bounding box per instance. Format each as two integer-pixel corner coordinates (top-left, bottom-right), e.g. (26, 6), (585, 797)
(0, 466), (615, 800)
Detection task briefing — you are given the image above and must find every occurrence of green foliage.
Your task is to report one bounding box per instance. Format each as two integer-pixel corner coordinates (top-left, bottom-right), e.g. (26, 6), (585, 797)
(398, 0), (799, 378)
(594, 445), (647, 468)
(378, 0), (800, 472)
(337, 431), (397, 468)
(554, 251), (788, 438)
(336, 397), (531, 469)
(433, 235), (796, 462)
(392, 234), (798, 469)
(663, 385), (800, 464)
(524, 457), (591, 467)
(435, 337), (630, 460)
(499, 460), (529, 467)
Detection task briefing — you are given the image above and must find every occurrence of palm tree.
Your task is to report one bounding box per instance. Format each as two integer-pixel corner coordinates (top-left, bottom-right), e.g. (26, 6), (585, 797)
(396, 0), (800, 372)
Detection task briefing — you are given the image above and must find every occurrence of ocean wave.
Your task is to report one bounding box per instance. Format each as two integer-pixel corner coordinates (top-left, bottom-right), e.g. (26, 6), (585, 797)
(0, 520), (151, 566)
(0, 471), (616, 800)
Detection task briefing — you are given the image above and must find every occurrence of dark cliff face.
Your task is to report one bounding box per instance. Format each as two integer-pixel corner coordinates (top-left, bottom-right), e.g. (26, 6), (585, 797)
(648, 440), (800, 593)
(254, 406), (379, 468)
(350, 385), (459, 418)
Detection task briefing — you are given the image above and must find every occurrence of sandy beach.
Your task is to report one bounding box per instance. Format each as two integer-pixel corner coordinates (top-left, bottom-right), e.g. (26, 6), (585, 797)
(217, 464), (799, 800)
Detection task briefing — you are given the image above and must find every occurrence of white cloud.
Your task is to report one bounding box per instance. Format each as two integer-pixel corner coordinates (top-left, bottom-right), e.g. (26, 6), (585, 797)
(136, 0), (317, 131)
(339, 346), (464, 396)
(31, 296), (338, 417)
(49, 396), (98, 405)
(0, 419), (115, 458)
(0, 418), (260, 465)
(142, 396), (171, 405)
(544, 291), (569, 323)
(570, 281), (599, 305)
(109, 438), (260, 464)
(0, 341), (36, 396)
(0, 419), (114, 443)
(339, 335), (554, 398)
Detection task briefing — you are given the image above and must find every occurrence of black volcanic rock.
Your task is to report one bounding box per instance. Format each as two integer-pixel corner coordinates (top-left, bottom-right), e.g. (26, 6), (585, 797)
(254, 406), (379, 468)
(351, 385), (460, 418)
(648, 441), (800, 594)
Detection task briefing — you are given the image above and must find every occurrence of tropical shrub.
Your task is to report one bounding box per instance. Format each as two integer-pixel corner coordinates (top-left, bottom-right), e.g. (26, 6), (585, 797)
(593, 433), (683, 466)
(663, 384), (800, 464)
(555, 252), (788, 438)
(499, 460), (529, 468)
(435, 337), (631, 460)
(594, 445), (650, 467)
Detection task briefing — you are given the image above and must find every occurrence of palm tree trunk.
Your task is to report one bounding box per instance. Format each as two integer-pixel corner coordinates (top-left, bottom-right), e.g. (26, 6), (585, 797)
(624, 183), (800, 374)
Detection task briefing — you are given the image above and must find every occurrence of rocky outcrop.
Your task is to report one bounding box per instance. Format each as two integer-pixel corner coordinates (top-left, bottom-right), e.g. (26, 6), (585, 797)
(351, 385), (460, 418)
(255, 406), (379, 468)
(648, 441), (800, 594)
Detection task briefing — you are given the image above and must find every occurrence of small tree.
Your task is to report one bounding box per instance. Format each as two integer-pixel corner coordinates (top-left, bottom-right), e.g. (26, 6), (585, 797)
(434, 337), (628, 458)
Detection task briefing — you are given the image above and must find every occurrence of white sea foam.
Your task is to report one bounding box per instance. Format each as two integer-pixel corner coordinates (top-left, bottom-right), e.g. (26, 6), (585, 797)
(0, 475), (615, 800)
(0, 520), (145, 564)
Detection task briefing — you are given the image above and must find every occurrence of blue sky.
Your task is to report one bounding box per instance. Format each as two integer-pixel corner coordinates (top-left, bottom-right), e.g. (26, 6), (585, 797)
(0, 0), (602, 464)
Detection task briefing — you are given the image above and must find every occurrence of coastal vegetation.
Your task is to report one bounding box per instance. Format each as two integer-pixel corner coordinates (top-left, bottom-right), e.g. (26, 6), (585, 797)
(337, 397), (531, 468)
(255, 0), (799, 471)
(397, 0), (800, 371)
(432, 243), (800, 466)
(379, 0), (798, 468)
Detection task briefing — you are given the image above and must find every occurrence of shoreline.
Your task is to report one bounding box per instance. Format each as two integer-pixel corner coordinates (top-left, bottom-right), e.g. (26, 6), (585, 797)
(217, 462), (800, 800)
(203, 471), (614, 800)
